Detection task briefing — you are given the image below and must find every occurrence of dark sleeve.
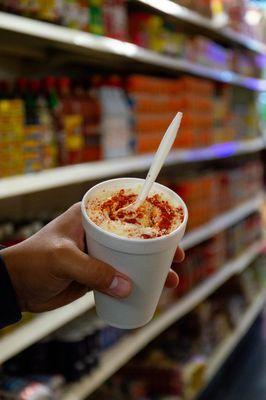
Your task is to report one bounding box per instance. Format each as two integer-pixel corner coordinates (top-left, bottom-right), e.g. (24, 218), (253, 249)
(0, 247), (22, 329)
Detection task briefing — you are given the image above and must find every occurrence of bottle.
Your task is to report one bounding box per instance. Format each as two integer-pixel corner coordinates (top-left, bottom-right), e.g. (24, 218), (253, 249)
(77, 0), (90, 31)
(99, 76), (133, 158)
(37, 0), (63, 23)
(1, 79), (25, 176)
(89, 0), (104, 35)
(29, 79), (58, 169)
(103, 0), (128, 40)
(20, 78), (43, 173)
(0, 376), (53, 400)
(43, 76), (63, 165)
(85, 75), (102, 161)
(62, 0), (81, 29)
(57, 77), (84, 165)
(19, 0), (33, 17)
(27, 0), (41, 18)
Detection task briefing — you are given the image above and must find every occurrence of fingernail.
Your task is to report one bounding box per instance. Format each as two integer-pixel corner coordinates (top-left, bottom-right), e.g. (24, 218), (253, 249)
(108, 276), (131, 298)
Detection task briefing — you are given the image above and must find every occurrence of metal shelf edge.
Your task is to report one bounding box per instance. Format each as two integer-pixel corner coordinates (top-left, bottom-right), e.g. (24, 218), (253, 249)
(0, 139), (264, 199)
(0, 12), (265, 90)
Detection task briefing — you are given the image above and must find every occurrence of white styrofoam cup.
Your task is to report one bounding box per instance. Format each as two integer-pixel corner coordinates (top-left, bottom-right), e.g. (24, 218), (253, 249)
(81, 178), (188, 329)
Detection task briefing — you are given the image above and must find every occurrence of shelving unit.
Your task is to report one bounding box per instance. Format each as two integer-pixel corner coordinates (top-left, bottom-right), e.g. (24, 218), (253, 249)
(0, 3), (265, 398)
(0, 139), (264, 199)
(0, 196), (262, 364)
(136, 0), (266, 55)
(0, 11), (266, 91)
(202, 290), (266, 394)
(0, 293), (94, 364)
(62, 242), (264, 400)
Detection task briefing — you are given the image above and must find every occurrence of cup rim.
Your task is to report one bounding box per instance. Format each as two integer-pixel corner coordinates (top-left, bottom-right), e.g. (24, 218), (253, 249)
(81, 178), (188, 244)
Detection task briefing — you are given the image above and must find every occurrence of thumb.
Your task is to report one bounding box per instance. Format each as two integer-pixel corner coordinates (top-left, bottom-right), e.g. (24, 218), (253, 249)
(58, 245), (132, 299)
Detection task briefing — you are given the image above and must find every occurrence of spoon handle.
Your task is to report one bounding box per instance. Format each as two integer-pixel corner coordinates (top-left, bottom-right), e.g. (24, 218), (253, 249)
(134, 112), (183, 208)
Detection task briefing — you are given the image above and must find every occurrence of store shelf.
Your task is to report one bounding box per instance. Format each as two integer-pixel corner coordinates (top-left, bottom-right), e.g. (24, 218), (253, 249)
(0, 11), (265, 91)
(203, 290), (266, 390)
(0, 292), (94, 364)
(62, 241), (264, 400)
(181, 195), (263, 250)
(136, 0), (266, 55)
(0, 138), (264, 199)
(0, 199), (262, 364)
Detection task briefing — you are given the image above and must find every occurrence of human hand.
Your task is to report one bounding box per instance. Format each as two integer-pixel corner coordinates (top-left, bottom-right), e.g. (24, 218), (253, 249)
(1, 203), (184, 313)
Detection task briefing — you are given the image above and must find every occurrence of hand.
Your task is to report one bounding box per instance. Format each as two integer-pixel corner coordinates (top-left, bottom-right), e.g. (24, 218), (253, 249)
(1, 203), (184, 313)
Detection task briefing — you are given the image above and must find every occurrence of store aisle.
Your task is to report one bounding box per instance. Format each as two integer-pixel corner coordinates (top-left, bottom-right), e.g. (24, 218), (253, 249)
(199, 312), (266, 400)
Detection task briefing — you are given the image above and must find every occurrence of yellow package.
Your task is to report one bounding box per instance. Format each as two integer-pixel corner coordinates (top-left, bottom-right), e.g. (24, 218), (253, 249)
(63, 114), (84, 151)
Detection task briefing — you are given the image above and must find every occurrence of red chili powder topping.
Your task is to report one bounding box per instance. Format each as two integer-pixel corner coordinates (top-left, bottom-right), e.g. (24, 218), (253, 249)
(141, 234), (152, 239)
(146, 194), (176, 233)
(100, 189), (137, 221)
(98, 189), (184, 239)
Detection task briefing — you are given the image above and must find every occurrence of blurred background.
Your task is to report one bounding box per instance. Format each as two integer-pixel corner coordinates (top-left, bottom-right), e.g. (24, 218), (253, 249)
(0, 1), (265, 399)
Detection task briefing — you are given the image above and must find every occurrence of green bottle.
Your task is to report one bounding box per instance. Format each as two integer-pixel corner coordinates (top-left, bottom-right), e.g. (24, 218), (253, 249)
(89, 0), (104, 35)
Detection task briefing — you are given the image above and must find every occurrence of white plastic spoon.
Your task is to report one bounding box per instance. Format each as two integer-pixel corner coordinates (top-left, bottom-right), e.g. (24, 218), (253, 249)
(120, 111), (183, 213)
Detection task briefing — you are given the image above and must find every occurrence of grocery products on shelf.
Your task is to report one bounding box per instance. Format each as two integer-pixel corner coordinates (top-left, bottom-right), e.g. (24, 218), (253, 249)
(129, 11), (260, 77)
(0, 374), (65, 400)
(0, 0), (263, 44)
(0, 1), (129, 40)
(128, 74), (260, 152)
(221, 0), (258, 37)
(0, 75), (132, 177)
(0, 2), (265, 78)
(2, 314), (127, 383)
(91, 258), (266, 400)
(167, 212), (262, 302)
(0, 74), (261, 177)
(170, 1), (266, 43)
(167, 160), (264, 230)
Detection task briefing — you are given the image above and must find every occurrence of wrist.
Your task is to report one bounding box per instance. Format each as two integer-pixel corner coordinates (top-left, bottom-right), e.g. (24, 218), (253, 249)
(1, 244), (27, 311)
(0, 247), (22, 327)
